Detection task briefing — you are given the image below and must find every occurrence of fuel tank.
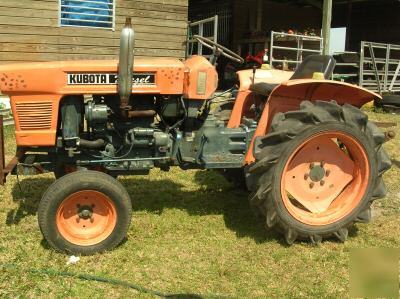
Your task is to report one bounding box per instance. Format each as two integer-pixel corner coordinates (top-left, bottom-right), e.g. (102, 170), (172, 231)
(237, 68), (294, 91)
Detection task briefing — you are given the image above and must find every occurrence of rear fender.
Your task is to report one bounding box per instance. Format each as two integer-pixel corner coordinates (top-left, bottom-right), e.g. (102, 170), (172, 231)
(242, 79), (381, 164)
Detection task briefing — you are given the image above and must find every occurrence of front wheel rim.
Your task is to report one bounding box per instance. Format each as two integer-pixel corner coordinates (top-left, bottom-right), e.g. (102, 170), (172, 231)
(280, 131), (370, 226)
(56, 190), (117, 246)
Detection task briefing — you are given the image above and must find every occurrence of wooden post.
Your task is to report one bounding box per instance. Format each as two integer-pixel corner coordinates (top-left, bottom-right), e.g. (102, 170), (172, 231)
(322, 0), (332, 55)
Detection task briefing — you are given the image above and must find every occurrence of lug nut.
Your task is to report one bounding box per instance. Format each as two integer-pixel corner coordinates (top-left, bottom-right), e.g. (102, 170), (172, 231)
(90, 217), (94, 223)
(320, 160), (325, 167)
(304, 173), (309, 180)
(309, 162), (315, 169)
(320, 180), (325, 186)
(309, 182), (315, 189)
(326, 170), (331, 177)
(76, 217), (80, 223)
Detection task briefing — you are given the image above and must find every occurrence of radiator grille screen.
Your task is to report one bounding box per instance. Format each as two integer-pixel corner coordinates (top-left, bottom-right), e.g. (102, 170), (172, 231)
(15, 102), (53, 130)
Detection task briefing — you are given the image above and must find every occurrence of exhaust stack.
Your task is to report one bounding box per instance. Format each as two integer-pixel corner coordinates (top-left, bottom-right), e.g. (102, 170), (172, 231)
(118, 17), (135, 110)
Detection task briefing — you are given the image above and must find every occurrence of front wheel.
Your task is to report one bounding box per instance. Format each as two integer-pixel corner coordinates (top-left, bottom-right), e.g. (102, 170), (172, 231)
(38, 170), (132, 255)
(246, 101), (391, 244)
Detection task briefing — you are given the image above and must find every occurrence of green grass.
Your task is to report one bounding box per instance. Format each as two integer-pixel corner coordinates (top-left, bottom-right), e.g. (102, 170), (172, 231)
(0, 110), (399, 298)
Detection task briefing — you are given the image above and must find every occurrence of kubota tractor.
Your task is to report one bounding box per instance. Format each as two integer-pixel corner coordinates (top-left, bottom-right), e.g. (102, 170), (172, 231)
(0, 19), (392, 254)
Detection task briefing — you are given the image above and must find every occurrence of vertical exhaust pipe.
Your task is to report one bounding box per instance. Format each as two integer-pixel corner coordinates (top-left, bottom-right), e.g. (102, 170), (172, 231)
(118, 17), (135, 110)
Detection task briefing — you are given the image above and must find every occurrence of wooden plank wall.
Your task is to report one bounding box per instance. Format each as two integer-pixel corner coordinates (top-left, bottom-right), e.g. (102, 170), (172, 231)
(0, 0), (188, 64)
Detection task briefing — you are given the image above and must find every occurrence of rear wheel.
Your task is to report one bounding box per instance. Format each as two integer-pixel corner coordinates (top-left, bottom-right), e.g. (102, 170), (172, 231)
(38, 170), (132, 254)
(246, 101), (391, 244)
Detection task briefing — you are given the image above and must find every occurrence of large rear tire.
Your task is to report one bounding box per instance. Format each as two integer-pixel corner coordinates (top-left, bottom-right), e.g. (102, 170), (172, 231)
(38, 170), (132, 255)
(246, 101), (391, 244)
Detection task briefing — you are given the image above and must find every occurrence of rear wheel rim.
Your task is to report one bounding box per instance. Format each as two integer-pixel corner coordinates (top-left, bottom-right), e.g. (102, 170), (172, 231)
(56, 190), (117, 246)
(280, 131), (370, 226)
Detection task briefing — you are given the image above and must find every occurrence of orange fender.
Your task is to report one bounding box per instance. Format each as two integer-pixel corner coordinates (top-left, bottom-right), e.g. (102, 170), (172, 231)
(236, 79), (382, 165)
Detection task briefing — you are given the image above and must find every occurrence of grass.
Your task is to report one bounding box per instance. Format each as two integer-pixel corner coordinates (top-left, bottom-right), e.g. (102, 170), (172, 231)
(0, 110), (399, 298)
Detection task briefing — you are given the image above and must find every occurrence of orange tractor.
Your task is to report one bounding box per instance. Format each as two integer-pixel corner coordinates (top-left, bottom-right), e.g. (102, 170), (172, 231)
(0, 19), (392, 254)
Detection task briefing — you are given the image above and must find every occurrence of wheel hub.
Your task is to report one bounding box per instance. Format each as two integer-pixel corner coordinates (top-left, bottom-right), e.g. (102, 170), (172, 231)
(56, 190), (117, 246)
(309, 164), (326, 182)
(283, 136), (356, 214)
(77, 205), (93, 220)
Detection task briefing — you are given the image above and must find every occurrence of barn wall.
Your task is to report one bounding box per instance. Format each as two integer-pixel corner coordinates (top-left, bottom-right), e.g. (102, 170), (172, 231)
(0, 0), (188, 64)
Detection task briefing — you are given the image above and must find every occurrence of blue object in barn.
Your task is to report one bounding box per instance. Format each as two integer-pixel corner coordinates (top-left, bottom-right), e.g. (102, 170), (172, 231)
(60, 0), (114, 29)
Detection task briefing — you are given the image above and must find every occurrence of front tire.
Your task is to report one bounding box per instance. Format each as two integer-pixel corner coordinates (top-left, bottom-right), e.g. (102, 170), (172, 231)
(38, 170), (132, 255)
(246, 101), (391, 244)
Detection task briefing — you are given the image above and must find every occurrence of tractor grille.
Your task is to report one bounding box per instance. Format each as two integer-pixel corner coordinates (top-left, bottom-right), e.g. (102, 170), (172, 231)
(15, 102), (53, 130)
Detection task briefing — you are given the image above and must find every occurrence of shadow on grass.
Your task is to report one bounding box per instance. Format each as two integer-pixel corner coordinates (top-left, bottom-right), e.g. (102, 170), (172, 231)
(119, 170), (279, 244)
(6, 171), (280, 244)
(6, 177), (54, 226)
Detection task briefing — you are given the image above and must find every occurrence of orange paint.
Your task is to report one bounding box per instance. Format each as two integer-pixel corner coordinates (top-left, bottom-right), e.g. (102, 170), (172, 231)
(0, 56), (217, 146)
(0, 55), (382, 162)
(243, 79), (382, 164)
(227, 90), (252, 128)
(280, 131), (370, 225)
(0, 58), (185, 95)
(183, 55), (218, 100)
(56, 190), (117, 246)
(10, 94), (61, 146)
(237, 68), (293, 91)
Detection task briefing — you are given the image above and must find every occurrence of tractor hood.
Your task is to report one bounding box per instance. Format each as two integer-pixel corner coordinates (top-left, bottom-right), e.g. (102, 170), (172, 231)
(0, 57), (185, 96)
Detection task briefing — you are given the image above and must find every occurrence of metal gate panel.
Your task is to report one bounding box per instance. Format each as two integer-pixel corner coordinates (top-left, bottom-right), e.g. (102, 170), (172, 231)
(360, 41), (400, 93)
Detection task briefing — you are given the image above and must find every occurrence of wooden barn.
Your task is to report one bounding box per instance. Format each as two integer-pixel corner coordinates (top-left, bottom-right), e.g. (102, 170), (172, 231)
(0, 0), (189, 64)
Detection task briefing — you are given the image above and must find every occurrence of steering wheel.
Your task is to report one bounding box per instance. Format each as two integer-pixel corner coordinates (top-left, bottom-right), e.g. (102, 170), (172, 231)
(193, 35), (244, 64)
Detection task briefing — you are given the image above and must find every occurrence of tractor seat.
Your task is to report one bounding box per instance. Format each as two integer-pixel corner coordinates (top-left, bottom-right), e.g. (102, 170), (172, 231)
(290, 55), (336, 80)
(250, 55), (336, 97)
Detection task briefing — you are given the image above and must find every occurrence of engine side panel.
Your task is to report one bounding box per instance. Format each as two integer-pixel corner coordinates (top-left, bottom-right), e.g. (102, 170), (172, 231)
(0, 58), (187, 147)
(0, 58), (185, 96)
